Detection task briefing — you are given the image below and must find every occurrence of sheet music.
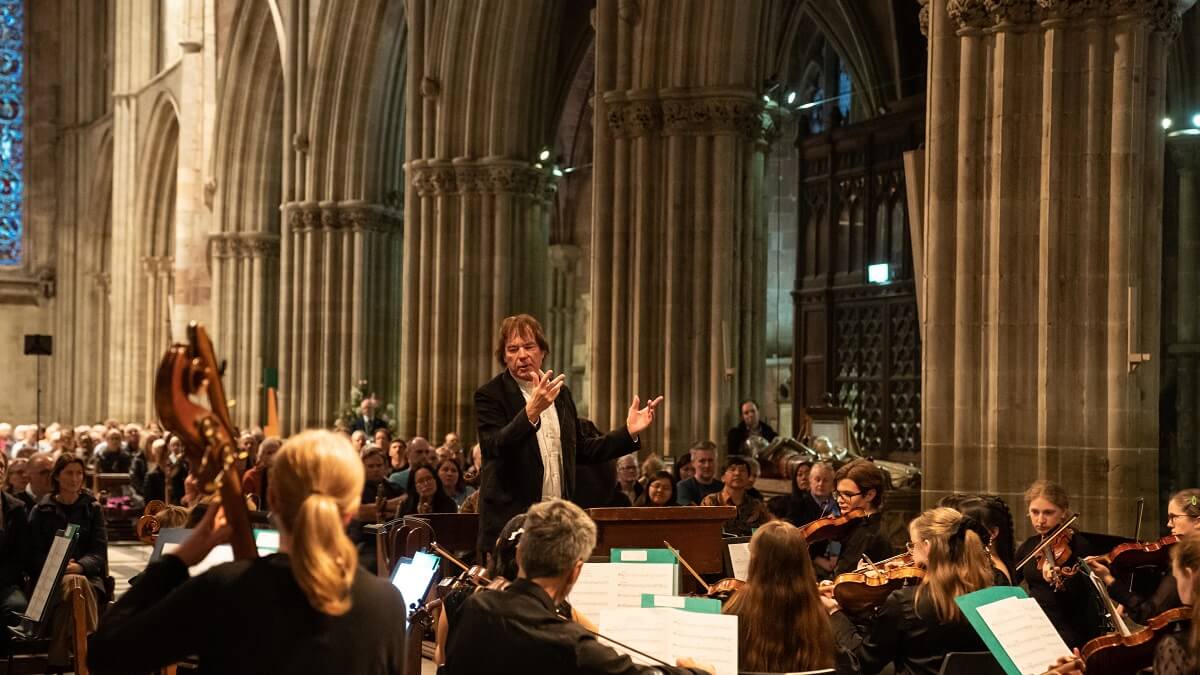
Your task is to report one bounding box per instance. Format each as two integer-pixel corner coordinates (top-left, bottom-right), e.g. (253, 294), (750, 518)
(727, 542), (750, 581)
(975, 597), (1072, 675)
(569, 562), (676, 617)
(162, 542), (236, 576)
(593, 607), (738, 675)
(24, 531), (73, 622)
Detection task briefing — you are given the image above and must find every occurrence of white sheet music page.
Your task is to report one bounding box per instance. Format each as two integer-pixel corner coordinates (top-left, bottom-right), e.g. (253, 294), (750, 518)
(568, 562), (676, 617)
(727, 542), (751, 581)
(975, 596), (1072, 675)
(24, 532), (72, 622)
(593, 607), (738, 675)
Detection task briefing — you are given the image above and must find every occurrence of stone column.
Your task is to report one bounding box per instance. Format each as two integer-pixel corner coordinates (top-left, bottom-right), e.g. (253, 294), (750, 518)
(548, 243), (583, 377)
(590, 0), (771, 457)
(1169, 135), (1200, 488)
(921, 0), (1183, 536)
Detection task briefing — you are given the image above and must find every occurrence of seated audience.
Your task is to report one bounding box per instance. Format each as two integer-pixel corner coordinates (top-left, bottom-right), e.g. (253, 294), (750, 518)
(88, 429), (408, 674)
(129, 430), (161, 497)
(242, 437), (282, 508)
(350, 430), (369, 453)
(351, 448), (406, 574)
(458, 489), (480, 514)
(789, 460), (837, 525)
(444, 499), (712, 675)
(638, 454), (664, 487)
(4, 456), (28, 496)
(140, 439), (170, 503)
(19, 453), (55, 509)
(783, 458), (814, 524)
(443, 431), (463, 458)
(387, 436), (435, 489)
(237, 431), (261, 474)
(463, 443), (482, 487)
(726, 399), (777, 457)
(615, 453), (642, 505)
(386, 438), (407, 478)
(436, 457), (475, 508)
(351, 397), (389, 434)
(723, 520), (838, 673)
(700, 455), (770, 536)
(27, 455), (107, 665)
(673, 453), (694, 484)
(1154, 531), (1200, 675)
(675, 442), (722, 505)
(97, 428), (133, 473)
(825, 506), (992, 674)
(1, 455), (30, 631)
(400, 465), (458, 516)
(633, 471), (675, 507)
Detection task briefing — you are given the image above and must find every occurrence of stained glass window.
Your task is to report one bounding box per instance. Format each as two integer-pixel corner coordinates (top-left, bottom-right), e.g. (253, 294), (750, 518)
(838, 65), (852, 121)
(0, 0), (22, 266)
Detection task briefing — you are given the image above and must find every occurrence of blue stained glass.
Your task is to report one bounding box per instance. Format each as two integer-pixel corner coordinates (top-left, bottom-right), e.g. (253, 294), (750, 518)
(838, 65), (852, 121)
(0, 0), (21, 265)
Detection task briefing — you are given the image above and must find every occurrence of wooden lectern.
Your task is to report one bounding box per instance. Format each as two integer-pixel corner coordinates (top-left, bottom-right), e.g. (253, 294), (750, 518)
(587, 506), (736, 581)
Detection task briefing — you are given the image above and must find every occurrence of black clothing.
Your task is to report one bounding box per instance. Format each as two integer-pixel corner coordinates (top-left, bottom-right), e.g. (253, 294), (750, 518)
(97, 449), (132, 474)
(474, 370), (638, 553)
(129, 453), (149, 495)
(142, 468), (167, 504)
(832, 586), (987, 675)
(1154, 620), (1199, 675)
(1107, 568), (1181, 624)
(445, 578), (708, 675)
(27, 492), (108, 604)
(833, 512), (894, 576)
(0, 491), (30, 590)
(725, 421), (777, 457)
(350, 415), (389, 434)
(1015, 532), (1105, 649)
(88, 553), (407, 675)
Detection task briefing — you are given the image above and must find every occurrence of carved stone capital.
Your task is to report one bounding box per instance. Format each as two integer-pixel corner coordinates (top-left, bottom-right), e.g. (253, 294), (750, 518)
(409, 160), (556, 200)
(1169, 135), (1200, 171)
(983, 0), (1041, 25)
(1109, 0), (1184, 32)
(948, 0), (991, 30)
(918, 0), (931, 36)
(604, 88), (763, 141)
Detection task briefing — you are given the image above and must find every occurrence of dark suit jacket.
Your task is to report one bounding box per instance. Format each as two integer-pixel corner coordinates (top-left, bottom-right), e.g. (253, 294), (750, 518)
(350, 415), (389, 434)
(474, 370), (638, 552)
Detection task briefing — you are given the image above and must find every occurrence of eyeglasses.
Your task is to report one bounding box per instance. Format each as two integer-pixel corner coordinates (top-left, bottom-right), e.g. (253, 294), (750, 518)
(1167, 513), (1197, 523)
(834, 489), (863, 500)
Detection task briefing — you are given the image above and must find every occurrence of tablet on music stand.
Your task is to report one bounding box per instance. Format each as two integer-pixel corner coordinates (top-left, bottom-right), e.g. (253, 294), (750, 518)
(390, 550), (441, 626)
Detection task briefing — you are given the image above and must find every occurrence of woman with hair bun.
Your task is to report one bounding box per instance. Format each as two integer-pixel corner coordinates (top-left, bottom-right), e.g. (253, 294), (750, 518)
(89, 430), (408, 675)
(824, 507), (994, 675)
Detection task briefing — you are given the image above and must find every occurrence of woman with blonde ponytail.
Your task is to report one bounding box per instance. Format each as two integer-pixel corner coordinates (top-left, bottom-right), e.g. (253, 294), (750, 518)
(89, 431), (407, 675)
(823, 507), (993, 675)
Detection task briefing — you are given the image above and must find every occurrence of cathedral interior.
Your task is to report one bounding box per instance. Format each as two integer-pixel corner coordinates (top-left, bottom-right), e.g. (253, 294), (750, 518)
(1, 0), (1197, 539)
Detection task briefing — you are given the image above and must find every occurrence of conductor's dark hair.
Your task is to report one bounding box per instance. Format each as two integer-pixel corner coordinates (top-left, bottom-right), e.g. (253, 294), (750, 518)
(495, 314), (551, 367)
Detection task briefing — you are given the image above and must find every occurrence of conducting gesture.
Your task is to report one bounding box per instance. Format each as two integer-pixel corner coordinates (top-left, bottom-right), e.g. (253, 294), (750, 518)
(525, 369), (566, 424)
(626, 395), (664, 436)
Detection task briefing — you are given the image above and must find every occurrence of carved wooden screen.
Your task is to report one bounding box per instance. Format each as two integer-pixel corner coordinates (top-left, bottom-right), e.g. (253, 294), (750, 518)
(792, 103), (923, 462)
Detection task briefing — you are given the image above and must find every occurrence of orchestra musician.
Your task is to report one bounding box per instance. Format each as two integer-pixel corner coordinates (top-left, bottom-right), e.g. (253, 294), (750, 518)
(941, 494), (1017, 584)
(1153, 531), (1200, 675)
(473, 314), (661, 555)
(831, 458), (893, 575)
(88, 431), (408, 675)
(443, 499), (713, 674)
(1014, 480), (1103, 649)
(823, 507), (993, 674)
(721, 520), (840, 673)
(1086, 488), (1198, 623)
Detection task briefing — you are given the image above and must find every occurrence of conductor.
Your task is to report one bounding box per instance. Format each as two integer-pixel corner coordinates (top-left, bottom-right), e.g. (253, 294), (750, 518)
(474, 314), (662, 554)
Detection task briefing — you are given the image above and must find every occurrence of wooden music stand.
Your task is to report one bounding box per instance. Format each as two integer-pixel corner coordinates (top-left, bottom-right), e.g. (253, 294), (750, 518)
(409, 512), (479, 555)
(587, 506), (735, 591)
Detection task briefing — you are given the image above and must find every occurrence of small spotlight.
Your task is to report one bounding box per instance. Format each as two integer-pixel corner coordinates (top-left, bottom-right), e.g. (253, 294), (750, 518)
(762, 95), (771, 104)
(552, 167), (563, 177)
(533, 162), (542, 170)
(1162, 117), (1173, 130)
(786, 91), (796, 105)
(1192, 114), (1200, 128)
(539, 149), (551, 161)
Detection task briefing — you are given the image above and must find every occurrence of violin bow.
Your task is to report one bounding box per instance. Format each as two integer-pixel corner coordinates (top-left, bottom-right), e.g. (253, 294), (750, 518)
(1015, 514), (1079, 571)
(662, 540), (712, 594)
(429, 542), (472, 574)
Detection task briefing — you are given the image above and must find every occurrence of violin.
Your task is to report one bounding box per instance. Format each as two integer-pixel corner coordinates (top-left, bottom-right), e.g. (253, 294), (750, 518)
(799, 508), (867, 545)
(1016, 515), (1079, 590)
(154, 323), (256, 560)
(1089, 535), (1179, 579)
(1080, 585), (1191, 672)
(832, 553), (925, 614)
(663, 540), (745, 601)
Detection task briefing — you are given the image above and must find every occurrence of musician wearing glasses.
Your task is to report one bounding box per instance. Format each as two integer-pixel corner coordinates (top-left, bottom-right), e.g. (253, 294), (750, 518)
(830, 459), (894, 576)
(1085, 488), (1198, 623)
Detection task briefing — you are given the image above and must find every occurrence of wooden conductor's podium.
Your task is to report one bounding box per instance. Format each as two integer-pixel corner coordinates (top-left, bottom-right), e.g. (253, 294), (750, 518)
(587, 506), (735, 584)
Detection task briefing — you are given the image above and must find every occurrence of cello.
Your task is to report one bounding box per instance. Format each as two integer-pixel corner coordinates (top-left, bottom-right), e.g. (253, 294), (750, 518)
(154, 322), (256, 560)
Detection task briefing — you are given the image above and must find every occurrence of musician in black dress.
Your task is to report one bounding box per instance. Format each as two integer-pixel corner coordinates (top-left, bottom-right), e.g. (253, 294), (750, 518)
(1014, 480), (1103, 650)
(1153, 531), (1199, 675)
(1086, 488), (1197, 623)
(824, 507), (993, 675)
(831, 459), (894, 575)
(941, 494), (1018, 585)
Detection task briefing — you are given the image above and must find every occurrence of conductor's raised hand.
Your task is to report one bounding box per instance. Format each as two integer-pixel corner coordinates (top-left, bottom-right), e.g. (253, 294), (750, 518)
(524, 369), (566, 424)
(626, 395), (664, 436)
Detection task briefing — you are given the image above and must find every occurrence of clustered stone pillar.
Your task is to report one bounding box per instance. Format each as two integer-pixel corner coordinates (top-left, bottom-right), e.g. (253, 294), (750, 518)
(398, 159), (556, 440)
(279, 202), (403, 432)
(211, 233), (280, 428)
(590, 0), (771, 457)
(548, 243), (583, 380)
(922, 0), (1183, 536)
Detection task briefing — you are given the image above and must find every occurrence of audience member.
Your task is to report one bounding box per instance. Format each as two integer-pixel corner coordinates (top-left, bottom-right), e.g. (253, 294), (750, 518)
(615, 453), (642, 505)
(784, 459), (815, 525)
(123, 424), (143, 458)
(443, 432), (462, 457)
(373, 428), (391, 451)
(141, 439), (170, 503)
(400, 465), (457, 516)
(387, 438), (407, 476)
(675, 442), (722, 505)
(97, 428), (133, 473)
(791, 461), (838, 525)
(387, 436), (435, 489)
(672, 452), (694, 484)
(436, 457), (475, 508)
(4, 456), (28, 496)
(700, 456), (770, 536)
(89, 430), (408, 675)
(633, 471), (675, 507)
(463, 443), (482, 487)
(242, 437), (282, 508)
(237, 431), (261, 472)
(20, 453), (54, 509)
(638, 454), (664, 486)
(350, 430), (368, 454)
(726, 399), (777, 457)
(129, 430), (161, 497)
(350, 447), (406, 574)
(350, 397), (389, 434)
